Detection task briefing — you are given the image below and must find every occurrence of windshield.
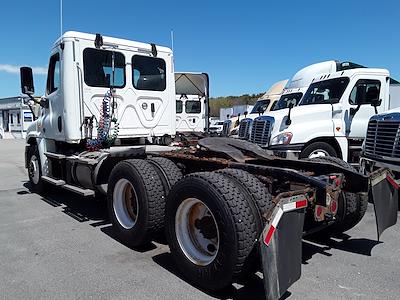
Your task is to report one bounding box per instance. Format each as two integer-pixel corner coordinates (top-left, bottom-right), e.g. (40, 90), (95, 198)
(251, 99), (271, 114)
(272, 92), (303, 111)
(301, 77), (350, 106)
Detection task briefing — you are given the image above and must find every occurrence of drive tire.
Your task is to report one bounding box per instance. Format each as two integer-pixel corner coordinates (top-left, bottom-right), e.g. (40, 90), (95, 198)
(27, 145), (46, 193)
(217, 168), (274, 225)
(146, 157), (183, 191)
(308, 156), (368, 234)
(107, 159), (165, 247)
(216, 168), (274, 277)
(300, 142), (338, 159)
(165, 172), (258, 291)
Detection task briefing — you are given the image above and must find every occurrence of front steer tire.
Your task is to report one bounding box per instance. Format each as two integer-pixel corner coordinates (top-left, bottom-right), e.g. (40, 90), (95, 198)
(107, 159), (166, 247)
(26, 145), (46, 193)
(165, 172), (258, 291)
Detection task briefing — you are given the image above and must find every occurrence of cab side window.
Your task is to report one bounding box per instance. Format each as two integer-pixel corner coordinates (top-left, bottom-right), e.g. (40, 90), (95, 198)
(349, 79), (381, 105)
(46, 53), (61, 94)
(132, 55), (166, 91)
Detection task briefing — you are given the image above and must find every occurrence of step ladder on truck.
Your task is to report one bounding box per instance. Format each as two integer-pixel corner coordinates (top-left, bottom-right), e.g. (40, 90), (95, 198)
(20, 31), (398, 300)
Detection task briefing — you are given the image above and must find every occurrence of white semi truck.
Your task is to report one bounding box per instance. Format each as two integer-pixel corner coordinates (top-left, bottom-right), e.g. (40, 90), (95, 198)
(238, 60), (350, 140)
(175, 72), (209, 134)
(250, 63), (400, 164)
(20, 31), (398, 299)
(221, 79), (288, 136)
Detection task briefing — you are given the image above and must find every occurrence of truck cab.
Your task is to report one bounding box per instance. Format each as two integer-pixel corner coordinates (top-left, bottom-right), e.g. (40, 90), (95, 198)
(244, 60), (350, 142)
(360, 81), (400, 174)
(22, 31), (176, 181)
(175, 72), (209, 134)
(264, 67), (394, 163)
(223, 79), (288, 137)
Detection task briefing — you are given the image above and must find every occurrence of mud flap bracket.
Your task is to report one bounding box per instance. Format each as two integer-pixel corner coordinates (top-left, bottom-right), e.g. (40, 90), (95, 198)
(260, 195), (307, 300)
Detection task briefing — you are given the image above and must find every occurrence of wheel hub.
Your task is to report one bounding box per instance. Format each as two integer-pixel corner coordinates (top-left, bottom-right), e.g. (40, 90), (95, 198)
(308, 149), (330, 159)
(175, 198), (220, 266)
(113, 178), (139, 229)
(28, 155), (40, 185)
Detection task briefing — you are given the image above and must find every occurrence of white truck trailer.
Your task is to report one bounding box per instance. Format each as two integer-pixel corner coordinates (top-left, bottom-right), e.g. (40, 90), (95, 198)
(20, 31), (398, 299)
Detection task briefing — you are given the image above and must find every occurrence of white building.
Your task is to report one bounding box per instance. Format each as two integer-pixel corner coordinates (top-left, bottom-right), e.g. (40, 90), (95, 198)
(0, 97), (34, 139)
(220, 104), (254, 121)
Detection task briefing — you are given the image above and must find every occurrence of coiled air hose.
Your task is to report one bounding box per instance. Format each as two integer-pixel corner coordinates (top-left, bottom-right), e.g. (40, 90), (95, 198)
(86, 90), (119, 151)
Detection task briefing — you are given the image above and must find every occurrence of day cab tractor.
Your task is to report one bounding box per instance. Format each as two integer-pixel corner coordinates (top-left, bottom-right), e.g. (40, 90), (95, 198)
(20, 31), (398, 299)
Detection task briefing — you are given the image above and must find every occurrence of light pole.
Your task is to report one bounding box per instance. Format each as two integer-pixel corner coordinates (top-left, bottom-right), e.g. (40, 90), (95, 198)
(60, 0), (63, 36)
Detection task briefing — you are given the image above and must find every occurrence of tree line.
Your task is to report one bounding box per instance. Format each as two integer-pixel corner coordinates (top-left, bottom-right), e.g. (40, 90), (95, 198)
(209, 93), (264, 117)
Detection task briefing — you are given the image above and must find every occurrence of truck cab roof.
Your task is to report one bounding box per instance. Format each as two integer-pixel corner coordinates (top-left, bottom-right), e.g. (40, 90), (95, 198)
(55, 31), (173, 54)
(287, 60), (366, 89)
(310, 68), (390, 84)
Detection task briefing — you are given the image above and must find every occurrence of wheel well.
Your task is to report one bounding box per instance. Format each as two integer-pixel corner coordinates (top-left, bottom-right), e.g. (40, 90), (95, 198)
(303, 138), (342, 159)
(27, 137), (37, 146)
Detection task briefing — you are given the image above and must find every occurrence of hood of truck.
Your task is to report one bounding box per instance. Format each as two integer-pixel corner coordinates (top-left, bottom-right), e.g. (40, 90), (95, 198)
(267, 104), (334, 145)
(370, 109), (400, 121)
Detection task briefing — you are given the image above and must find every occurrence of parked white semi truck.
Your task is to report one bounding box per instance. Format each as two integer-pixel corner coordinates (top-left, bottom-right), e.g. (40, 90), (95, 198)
(20, 31), (398, 299)
(238, 60), (356, 141)
(250, 63), (399, 164)
(175, 72), (209, 133)
(221, 79), (288, 136)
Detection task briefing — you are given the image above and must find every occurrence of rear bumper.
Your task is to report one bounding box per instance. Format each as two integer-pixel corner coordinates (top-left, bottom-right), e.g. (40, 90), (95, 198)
(268, 143), (304, 159)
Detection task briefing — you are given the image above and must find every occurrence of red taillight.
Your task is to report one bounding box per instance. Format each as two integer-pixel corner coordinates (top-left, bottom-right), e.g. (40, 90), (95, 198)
(295, 199), (308, 209)
(330, 199), (338, 215)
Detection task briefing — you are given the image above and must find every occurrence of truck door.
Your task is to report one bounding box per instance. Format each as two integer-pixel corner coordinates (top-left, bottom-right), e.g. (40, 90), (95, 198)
(42, 51), (65, 141)
(344, 77), (385, 139)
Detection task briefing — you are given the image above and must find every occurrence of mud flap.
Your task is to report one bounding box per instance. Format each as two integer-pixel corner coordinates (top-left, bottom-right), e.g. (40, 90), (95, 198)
(370, 169), (399, 240)
(260, 195), (307, 300)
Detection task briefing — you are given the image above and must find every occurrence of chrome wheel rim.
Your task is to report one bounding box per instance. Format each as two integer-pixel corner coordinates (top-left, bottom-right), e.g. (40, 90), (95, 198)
(308, 149), (330, 159)
(28, 154), (40, 185)
(113, 179), (139, 229)
(175, 198), (220, 266)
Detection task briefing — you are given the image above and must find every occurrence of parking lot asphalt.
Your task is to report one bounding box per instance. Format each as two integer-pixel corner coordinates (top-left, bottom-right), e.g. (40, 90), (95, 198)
(0, 139), (399, 299)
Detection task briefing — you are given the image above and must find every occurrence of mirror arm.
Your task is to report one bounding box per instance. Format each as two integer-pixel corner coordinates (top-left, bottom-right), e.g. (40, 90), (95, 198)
(285, 106), (292, 125)
(23, 95), (38, 121)
(350, 105), (361, 117)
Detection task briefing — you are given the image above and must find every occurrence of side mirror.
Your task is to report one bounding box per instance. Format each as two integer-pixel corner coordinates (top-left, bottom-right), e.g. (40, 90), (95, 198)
(244, 111), (248, 117)
(370, 98), (382, 108)
(20, 67), (35, 95)
(370, 98), (382, 115)
(285, 103), (294, 125)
